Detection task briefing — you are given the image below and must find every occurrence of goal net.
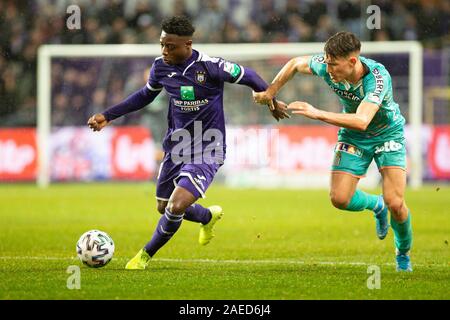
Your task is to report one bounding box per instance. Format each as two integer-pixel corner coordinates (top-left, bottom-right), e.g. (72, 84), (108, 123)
(37, 42), (423, 188)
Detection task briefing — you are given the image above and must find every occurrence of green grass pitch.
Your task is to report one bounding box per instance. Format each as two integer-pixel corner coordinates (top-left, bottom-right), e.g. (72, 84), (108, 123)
(0, 183), (448, 299)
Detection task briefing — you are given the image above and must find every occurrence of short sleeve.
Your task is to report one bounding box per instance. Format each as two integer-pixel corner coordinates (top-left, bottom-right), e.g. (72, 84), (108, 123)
(308, 54), (328, 78)
(362, 68), (388, 106)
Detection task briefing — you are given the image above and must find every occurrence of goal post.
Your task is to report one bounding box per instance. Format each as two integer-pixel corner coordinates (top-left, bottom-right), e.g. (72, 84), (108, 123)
(37, 42), (423, 188)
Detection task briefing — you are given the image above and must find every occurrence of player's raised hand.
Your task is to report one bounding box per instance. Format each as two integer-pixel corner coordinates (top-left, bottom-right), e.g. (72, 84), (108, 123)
(87, 113), (109, 132)
(287, 101), (322, 120)
(253, 90), (274, 106)
(270, 100), (290, 121)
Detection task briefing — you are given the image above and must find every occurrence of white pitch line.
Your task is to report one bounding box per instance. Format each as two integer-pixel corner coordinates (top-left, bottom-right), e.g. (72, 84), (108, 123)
(0, 256), (447, 267)
(0, 256), (379, 265)
(155, 258), (379, 266)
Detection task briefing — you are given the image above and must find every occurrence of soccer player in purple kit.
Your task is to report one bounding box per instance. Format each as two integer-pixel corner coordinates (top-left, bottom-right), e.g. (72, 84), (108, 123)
(87, 16), (289, 270)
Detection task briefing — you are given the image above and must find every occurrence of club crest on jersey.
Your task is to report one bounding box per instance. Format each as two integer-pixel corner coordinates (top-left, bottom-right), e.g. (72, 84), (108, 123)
(195, 71), (206, 84)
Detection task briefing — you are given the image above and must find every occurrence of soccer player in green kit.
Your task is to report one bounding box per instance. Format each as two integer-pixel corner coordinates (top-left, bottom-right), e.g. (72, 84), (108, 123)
(254, 32), (413, 271)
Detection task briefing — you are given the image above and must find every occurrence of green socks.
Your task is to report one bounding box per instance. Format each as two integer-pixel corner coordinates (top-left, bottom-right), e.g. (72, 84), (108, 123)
(391, 212), (413, 254)
(345, 189), (379, 212)
(345, 190), (413, 255)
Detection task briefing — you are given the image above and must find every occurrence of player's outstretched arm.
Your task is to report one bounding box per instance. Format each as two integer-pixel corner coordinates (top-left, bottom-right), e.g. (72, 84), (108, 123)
(253, 56), (312, 105)
(288, 101), (379, 131)
(234, 66), (290, 121)
(87, 85), (160, 132)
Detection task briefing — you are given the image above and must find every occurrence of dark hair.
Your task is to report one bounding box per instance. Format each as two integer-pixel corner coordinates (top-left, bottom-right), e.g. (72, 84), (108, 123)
(324, 32), (361, 58)
(161, 16), (195, 36)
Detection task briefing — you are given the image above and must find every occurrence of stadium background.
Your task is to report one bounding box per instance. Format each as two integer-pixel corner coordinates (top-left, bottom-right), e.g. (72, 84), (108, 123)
(1, 0), (449, 186)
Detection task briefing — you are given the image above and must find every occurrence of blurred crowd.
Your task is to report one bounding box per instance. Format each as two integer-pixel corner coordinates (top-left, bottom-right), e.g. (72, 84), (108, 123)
(0, 0), (449, 127)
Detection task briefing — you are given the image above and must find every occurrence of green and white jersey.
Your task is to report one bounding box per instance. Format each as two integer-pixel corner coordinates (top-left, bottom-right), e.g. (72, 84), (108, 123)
(308, 55), (405, 142)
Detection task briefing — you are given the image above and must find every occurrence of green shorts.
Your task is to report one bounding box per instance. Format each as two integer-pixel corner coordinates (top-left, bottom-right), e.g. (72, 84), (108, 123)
(331, 135), (406, 177)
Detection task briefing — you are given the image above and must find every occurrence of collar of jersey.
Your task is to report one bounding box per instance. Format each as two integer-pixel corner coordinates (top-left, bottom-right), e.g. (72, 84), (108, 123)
(170, 50), (199, 76)
(340, 59), (369, 90)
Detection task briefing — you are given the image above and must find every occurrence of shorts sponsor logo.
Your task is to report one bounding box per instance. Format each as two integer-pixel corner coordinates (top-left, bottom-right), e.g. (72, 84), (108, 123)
(375, 140), (402, 154)
(335, 142), (363, 157)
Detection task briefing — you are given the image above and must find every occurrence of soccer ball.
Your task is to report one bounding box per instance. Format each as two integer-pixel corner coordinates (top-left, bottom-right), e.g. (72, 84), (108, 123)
(76, 230), (115, 268)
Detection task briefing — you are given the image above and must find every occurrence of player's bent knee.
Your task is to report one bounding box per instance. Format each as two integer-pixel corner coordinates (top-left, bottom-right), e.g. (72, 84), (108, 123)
(385, 197), (404, 214)
(167, 200), (188, 216)
(156, 203), (166, 215)
(330, 194), (350, 210)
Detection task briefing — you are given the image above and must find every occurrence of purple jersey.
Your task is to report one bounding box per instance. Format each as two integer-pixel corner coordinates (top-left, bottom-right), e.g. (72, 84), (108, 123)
(103, 49), (269, 164)
(148, 50), (251, 162)
(101, 49), (269, 198)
